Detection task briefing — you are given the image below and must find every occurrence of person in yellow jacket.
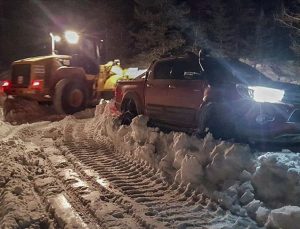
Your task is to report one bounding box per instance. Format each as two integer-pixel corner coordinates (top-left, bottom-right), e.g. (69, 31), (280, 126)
(103, 59), (126, 90)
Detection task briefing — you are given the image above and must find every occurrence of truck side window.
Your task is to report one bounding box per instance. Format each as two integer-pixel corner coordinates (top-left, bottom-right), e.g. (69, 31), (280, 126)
(171, 59), (202, 80)
(202, 57), (233, 85)
(153, 60), (173, 79)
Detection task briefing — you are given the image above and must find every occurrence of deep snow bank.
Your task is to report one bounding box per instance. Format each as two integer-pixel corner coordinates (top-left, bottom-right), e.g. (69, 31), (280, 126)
(253, 152), (300, 208)
(74, 100), (300, 228)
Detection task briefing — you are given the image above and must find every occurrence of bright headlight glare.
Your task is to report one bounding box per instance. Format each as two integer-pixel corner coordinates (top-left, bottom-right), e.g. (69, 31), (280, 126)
(64, 31), (79, 44)
(248, 86), (284, 103)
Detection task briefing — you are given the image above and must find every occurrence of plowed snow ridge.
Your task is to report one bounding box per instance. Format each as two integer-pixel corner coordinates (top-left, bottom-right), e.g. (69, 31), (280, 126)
(1, 101), (300, 228)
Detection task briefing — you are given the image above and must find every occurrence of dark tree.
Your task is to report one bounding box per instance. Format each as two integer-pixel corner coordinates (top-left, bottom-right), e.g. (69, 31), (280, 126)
(278, 1), (300, 57)
(0, 0), (298, 70)
(132, 0), (190, 66)
(252, 3), (276, 61)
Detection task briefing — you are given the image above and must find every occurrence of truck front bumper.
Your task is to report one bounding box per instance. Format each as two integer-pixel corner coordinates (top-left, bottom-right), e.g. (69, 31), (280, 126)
(230, 99), (300, 143)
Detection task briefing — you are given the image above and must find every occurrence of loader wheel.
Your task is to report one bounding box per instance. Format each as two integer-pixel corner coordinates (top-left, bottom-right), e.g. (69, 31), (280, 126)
(53, 79), (88, 114)
(197, 102), (235, 140)
(120, 99), (138, 125)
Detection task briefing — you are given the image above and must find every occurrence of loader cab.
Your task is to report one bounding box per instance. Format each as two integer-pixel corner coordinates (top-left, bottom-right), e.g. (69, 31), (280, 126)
(55, 34), (101, 75)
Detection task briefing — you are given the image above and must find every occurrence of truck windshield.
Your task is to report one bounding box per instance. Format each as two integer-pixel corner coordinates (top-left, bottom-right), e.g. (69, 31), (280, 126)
(202, 57), (270, 85)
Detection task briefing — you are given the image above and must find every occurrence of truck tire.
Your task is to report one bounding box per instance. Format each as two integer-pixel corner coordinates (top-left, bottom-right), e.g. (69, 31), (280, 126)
(53, 79), (88, 114)
(197, 102), (235, 140)
(120, 99), (138, 125)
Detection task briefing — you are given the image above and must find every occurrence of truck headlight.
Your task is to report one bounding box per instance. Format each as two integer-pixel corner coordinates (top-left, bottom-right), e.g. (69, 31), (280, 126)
(237, 85), (285, 103)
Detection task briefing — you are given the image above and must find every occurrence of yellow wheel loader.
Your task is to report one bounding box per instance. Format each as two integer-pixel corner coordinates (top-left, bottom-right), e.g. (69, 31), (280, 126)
(1, 33), (126, 117)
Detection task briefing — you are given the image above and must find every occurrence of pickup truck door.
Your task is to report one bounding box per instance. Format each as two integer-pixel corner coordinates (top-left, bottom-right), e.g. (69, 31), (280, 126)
(167, 59), (207, 128)
(144, 59), (173, 122)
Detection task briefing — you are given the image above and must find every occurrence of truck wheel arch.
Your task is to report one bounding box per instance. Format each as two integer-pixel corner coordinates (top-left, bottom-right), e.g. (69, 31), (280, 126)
(121, 92), (143, 115)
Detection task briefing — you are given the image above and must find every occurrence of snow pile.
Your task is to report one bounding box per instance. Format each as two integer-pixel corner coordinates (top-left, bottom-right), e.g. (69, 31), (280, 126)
(112, 114), (255, 191)
(78, 101), (300, 228)
(72, 108), (95, 119)
(3, 98), (63, 124)
(0, 138), (50, 228)
(252, 152), (300, 208)
(0, 120), (13, 138)
(266, 206), (300, 229)
(86, 104), (256, 206)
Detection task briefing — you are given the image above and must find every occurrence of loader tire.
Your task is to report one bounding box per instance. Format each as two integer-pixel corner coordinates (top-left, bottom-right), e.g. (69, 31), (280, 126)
(53, 79), (88, 114)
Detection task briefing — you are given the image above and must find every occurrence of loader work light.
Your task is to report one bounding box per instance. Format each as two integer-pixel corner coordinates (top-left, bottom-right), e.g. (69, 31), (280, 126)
(64, 31), (79, 44)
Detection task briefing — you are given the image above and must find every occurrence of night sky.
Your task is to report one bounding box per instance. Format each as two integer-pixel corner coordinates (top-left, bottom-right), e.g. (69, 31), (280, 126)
(0, 0), (298, 70)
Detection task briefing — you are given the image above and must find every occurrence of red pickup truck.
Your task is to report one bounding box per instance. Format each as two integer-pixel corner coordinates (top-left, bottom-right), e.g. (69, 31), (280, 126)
(115, 52), (300, 143)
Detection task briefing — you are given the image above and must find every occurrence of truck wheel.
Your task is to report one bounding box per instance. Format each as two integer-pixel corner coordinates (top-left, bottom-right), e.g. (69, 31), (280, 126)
(197, 102), (235, 140)
(120, 99), (138, 125)
(53, 79), (88, 114)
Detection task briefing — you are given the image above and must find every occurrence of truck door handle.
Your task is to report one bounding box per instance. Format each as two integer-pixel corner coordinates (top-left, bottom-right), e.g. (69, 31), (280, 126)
(168, 85), (176, 89)
(146, 83), (152, 88)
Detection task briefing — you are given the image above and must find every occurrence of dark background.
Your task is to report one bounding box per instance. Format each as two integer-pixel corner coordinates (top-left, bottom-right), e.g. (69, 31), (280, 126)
(0, 0), (299, 69)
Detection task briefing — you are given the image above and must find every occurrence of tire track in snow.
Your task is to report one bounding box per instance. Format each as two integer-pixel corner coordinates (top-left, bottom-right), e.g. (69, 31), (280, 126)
(62, 123), (167, 228)
(61, 122), (253, 228)
(33, 140), (142, 228)
(34, 158), (100, 228)
(45, 158), (101, 228)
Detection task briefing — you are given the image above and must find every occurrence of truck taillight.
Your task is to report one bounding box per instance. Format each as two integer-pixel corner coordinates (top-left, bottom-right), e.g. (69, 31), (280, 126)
(0, 80), (11, 92)
(31, 80), (43, 90)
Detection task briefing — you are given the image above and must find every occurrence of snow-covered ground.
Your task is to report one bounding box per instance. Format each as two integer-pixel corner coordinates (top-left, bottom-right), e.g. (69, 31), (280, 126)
(1, 100), (300, 228)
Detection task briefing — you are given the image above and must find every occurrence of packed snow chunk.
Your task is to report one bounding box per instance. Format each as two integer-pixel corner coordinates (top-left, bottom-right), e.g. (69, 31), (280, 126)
(239, 181), (254, 194)
(252, 152), (300, 207)
(73, 108), (95, 119)
(171, 133), (217, 170)
(173, 149), (189, 170)
(240, 190), (254, 205)
(131, 115), (150, 144)
(0, 120), (13, 138)
(256, 206), (270, 226)
(213, 191), (236, 210)
(205, 142), (254, 185)
(239, 170), (252, 182)
(245, 200), (262, 219)
(134, 144), (156, 163)
(95, 99), (107, 116)
(175, 154), (204, 185)
(266, 206), (300, 229)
